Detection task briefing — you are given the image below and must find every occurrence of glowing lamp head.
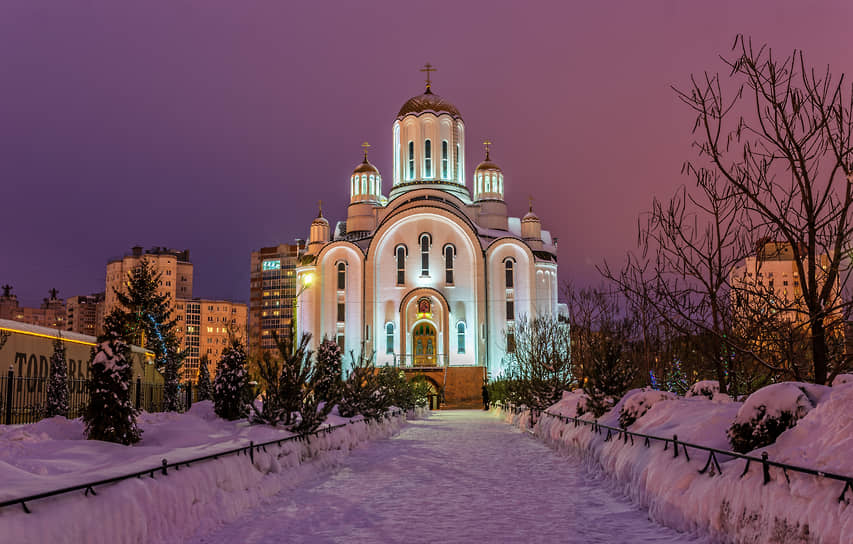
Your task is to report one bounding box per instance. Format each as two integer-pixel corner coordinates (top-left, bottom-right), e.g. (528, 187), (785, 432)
(302, 273), (314, 288)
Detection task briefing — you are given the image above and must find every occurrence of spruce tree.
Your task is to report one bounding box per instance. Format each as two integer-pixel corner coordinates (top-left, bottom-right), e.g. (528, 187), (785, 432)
(339, 347), (383, 418)
(83, 314), (142, 444)
(45, 336), (69, 418)
(314, 337), (342, 404)
(214, 338), (250, 420)
(112, 259), (182, 410)
(196, 354), (213, 401)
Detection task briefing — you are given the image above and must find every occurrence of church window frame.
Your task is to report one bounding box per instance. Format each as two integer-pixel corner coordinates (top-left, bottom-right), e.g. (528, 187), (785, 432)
(336, 261), (346, 291)
(395, 244), (407, 285)
(386, 322), (395, 354)
(408, 141), (415, 180)
(424, 139), (432, 178)
(419, 233), (432, 277)
(443, 244), (455, 285)
(337, 302), (345, 323)
(456, 321), (466, 354)
(504, 258), (515, 289)
(456, 143), (461, 182)
(361, 174), (367, 194)
(441, 140), (449, 179)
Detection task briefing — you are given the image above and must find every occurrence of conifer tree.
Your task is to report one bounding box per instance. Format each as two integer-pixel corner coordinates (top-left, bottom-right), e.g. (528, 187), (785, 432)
(83, 314), (142, 444)
(112, 259), (183, 410)
(214, 337), (250, 420)
(314, 337), (342, 404)
(45, 336), (69, 418)
(339, 347), (384, 418)
(196, 354), (213, 401)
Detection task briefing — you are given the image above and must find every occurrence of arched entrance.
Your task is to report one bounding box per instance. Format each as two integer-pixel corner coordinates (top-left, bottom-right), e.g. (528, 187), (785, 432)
(412, 322), (437, 366)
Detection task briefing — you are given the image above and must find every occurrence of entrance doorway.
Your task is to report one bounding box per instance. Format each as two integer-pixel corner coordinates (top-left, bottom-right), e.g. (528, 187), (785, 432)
(412, 322), (437, 366)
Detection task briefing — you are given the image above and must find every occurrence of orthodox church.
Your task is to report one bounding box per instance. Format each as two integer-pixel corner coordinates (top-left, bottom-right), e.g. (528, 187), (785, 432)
(296, 69), (561, 405)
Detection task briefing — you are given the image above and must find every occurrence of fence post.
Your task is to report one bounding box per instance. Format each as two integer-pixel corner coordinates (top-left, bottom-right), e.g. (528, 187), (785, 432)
(4, 366), (13, 425)
(135, 377), (142, 410)
(185, 382), (192, 412)
(762, 452), (771, 484)
(672, 435), (679, 458)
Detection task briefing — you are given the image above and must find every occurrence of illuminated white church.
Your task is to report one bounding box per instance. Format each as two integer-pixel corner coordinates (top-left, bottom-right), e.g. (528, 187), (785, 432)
(296, 73), (560, 389)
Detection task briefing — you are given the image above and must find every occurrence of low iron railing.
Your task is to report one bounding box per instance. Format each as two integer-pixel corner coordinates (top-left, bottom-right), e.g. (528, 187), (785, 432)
(494, 402), (853, 503)
(0, 409), (404, 513)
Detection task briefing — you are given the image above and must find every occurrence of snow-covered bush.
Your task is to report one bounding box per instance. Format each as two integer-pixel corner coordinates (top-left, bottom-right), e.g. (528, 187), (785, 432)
(83, 327), (141, 444)
(618, 388), (675, 428)
(727, 382), (830, 453)
(45, 337), (69, 418)
(831, 374), (853, 386)
(214, 338), (250, 421)
(685, 380), (719, 399)
(196, 355), (212, 401)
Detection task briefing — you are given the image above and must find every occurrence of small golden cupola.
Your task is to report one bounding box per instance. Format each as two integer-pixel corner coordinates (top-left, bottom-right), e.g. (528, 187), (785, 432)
(521, 197), (542, 241)
(307, 201), (330, 253)
(473, 140), (504, 202)
(350, 142), (382, 204)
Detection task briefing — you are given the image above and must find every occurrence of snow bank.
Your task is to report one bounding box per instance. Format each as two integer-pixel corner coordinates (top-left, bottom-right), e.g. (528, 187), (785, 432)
(0, 403), (409, 544)
(500, 385), (853, 543)
(618, 388), (676, 428)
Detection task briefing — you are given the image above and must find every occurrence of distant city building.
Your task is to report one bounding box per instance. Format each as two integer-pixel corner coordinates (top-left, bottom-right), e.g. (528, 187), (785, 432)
(177, 298), (248, 380)
(65, 292), (105, 337)
(0, 285), (66, 329)
(249, 244), (299, 356)
(105, 246), (193, 317)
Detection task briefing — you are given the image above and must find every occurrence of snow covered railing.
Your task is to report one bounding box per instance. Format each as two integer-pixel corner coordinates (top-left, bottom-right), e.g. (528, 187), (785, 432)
(495, 402), (853, 503)
(0, 409), (404, 514)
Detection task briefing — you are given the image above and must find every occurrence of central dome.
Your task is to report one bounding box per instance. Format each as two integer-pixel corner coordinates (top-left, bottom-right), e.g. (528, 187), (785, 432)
(397, 89), (462, 120)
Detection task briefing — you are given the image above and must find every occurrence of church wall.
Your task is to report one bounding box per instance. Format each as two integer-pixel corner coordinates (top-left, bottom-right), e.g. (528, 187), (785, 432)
(535, 263), (559, 316)
(315, 244), (364, 367)
(367, 208), (484, 367)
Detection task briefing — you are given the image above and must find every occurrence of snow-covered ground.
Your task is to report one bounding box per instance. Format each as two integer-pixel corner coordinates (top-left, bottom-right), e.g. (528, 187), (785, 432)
(0, 401), (411, 544)
(190, 410), (710, 544)
(498, 382), (853, 544)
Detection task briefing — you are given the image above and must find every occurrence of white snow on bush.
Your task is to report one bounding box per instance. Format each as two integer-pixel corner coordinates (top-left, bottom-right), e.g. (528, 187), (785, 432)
(0, 401), (410, 544)
(831, 374), (853, 386)
(728, 382), (831, 446)
(618, 388), (676, 428)
(496, 384), (853, 543)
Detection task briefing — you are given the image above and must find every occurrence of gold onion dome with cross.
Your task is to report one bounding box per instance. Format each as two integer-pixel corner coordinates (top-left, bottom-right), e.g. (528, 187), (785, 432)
(396, 63), (462, 120)
(473, 140), (504, 201)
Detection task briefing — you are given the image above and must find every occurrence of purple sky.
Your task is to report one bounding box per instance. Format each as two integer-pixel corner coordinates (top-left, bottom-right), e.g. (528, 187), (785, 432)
(2, 1), (851, 307)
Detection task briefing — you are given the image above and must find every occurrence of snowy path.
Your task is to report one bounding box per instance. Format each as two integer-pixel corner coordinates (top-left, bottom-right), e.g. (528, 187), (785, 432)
(190, 411), (710, 544)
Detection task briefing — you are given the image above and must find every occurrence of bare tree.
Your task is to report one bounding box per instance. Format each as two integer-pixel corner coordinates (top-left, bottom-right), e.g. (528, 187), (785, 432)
(675, 35), (853, 384)
(504, 315), (574, 410)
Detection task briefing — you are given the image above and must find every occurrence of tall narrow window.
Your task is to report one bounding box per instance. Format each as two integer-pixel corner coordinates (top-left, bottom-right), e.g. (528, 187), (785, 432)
(337, 302), (345, 322)
(457, 322), (466, 354)
(442, 140), (449, 179)
(386, 323), (395, 354)
(337, 262), (346, 290)
(506, 299), (515, 320)
(336, 333), (345, 350)
(444, 244), (455, 284)
(505, 259), (514, 288)
(408, 141), (414, 180)
(420, 234), (431, 276)
(456, 143), (461, 181)
(424, 139), (432, 178)
(396, 245), (407, 285)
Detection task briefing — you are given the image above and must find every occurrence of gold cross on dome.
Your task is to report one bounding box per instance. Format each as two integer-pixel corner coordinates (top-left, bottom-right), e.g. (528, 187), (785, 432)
(529, 195), (534, 212)
(317, 200), (323, 217)
(483, 140), (492, 160)
(361, 141), (371, 161)
(421, 63), (436, 90)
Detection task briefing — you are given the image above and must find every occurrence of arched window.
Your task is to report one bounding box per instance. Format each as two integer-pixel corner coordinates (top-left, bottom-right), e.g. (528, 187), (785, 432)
(369, 174), (375, 195)
(456, 143), (461, 181)
(441, 140), (449, 179)
(386, 322), (395, 354)
(457, 322), (466, 354)
(424, 139), (432, 178)
(505, 259), (514, 289)
(420, 233), (431, 276)
(337, 262), (346, 290)
(408, 141), (414, 180)
(444, 244), (455, 284)
(395, 245), (407, 285)
(361, 174), (367, 194)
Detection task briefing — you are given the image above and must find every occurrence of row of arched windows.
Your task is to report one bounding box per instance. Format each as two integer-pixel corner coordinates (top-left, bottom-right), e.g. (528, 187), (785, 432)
(406, 140), (456, 181)
(384, 321), (466, 354)
(351, 173), (379, 197)
(395, 234), (456, 285)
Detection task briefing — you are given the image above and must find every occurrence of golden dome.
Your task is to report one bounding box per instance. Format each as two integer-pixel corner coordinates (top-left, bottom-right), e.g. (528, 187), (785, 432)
(353, 158), (379, 175)
(397, 89), (462, 119)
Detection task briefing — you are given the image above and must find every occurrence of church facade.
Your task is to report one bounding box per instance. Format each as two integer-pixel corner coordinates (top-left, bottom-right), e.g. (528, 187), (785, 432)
(295, 78), (561, 396)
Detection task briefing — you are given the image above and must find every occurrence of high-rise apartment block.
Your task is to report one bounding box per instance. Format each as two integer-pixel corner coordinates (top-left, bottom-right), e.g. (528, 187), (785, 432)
(65, 293), (105, 337)
(249, 244), (299, 356)
(0, 286), (66, 329)
(105, 246), (193, 316)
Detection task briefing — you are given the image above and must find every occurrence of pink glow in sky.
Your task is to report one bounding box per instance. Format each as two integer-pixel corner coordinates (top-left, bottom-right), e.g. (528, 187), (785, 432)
(1, 1), (851, 305)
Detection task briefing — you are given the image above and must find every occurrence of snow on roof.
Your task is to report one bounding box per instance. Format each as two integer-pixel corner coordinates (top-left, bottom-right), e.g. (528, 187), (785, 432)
(507, 217), (521, 237)
(0, 318), (152, 354)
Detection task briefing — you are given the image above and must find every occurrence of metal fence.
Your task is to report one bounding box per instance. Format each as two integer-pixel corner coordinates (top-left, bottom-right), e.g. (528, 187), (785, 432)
(0, 408), (404, 513)
(0, 369), (198, 425)
(495, 402), (853, 504)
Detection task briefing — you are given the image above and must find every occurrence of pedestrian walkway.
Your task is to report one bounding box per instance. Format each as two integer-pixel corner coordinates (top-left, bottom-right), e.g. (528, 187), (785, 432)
(191, 410), (711, 544)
